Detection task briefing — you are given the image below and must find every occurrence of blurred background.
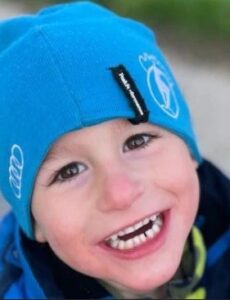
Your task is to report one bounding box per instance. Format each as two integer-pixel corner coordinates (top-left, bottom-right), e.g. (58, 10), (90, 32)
(0, 0), (230, 217)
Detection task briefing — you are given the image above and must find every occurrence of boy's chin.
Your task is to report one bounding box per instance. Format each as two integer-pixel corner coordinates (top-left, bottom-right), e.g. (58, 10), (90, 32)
(106, 258), (180, 297)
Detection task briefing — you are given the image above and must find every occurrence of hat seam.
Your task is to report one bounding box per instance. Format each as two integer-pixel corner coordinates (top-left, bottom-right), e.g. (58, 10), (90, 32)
(36, 26), (84, 127)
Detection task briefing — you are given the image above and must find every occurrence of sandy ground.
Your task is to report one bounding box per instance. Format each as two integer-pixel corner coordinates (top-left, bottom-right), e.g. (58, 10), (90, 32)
(0, 2), (230, 216)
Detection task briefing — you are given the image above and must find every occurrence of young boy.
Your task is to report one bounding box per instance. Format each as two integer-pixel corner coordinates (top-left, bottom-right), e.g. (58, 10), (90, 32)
(0, 2), (230, 299)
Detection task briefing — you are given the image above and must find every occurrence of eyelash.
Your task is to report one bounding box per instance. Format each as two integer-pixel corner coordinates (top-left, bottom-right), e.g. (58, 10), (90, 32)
(50, 162), (87, 185)
(50, 132), (159, 185)
(123, 133), (158, 152)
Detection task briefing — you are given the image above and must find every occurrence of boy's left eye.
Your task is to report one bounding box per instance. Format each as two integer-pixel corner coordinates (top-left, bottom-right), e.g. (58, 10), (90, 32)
(50, 162), (87, 185)
(123, 133), (157, 152)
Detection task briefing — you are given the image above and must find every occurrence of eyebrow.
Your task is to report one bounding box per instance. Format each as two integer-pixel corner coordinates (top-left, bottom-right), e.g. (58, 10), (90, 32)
(42, 121), (146, 164)
(43, 145), (77, 164)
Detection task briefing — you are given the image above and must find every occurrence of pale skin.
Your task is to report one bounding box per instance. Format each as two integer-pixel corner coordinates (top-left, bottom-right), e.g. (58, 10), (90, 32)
(32, 119), (199, 299)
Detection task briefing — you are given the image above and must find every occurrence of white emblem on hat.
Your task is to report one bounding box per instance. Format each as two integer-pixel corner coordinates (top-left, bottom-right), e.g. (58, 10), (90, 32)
(139, 53), (179, 119)
(9, 144), (24, 199)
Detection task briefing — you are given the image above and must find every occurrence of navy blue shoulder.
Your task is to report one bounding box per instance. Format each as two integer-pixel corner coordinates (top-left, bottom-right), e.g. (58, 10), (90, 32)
(197, 160), (230, 298)
(197, 159), (230, 247)
(198, 159), (230, 209)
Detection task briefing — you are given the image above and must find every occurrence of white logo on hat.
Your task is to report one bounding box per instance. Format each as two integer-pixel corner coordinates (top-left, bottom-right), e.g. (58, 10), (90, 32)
(9, 144), (24, 199)
(139, 53), (179, 119)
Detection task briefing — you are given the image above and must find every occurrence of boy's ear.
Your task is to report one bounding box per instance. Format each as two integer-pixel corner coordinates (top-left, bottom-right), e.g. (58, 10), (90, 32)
(34, 222), (47, 243)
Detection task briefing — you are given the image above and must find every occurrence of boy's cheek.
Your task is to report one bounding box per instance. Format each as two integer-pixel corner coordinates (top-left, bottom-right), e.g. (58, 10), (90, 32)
(147, 162), (197, 198)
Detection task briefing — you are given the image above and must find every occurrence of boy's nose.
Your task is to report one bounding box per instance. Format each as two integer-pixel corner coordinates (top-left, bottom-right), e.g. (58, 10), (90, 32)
(97, 168), (144, 212)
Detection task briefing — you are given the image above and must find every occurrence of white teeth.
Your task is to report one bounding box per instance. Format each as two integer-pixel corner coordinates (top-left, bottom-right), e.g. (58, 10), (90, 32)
(146, 228), (155, 239)
(119, 219), (147, 237)
(150, 214), (157, 222)
(118, 240), (126, 250)
(124, 226), (135, 234)
(106, 213), (164, 250)
(115, 214), (157, 239)
(117, 229), (125, 237)
(133, 236), (141, 246)
(125, 238), (135, 249)
(156, 217), (163, 227)
(152, 223), (160, 234)
(139, 233), (147, 243)
(110, 239), (119, 249)
(110, 234), (118, 241)
(134, 221), (144, 230)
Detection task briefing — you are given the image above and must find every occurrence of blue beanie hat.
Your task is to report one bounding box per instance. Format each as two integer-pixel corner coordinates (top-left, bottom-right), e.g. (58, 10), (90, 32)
(0, 1), (202, 238)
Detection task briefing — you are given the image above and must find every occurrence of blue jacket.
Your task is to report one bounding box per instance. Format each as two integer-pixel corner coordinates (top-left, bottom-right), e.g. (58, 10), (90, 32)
(1, 160), (230, 299)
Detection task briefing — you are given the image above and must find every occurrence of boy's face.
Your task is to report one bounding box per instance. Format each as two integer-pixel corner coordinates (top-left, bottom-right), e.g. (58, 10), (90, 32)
(32, 119), (199, 295)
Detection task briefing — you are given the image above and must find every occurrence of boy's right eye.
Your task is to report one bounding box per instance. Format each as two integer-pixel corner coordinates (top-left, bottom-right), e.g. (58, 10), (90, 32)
(51, 162), (87, 184)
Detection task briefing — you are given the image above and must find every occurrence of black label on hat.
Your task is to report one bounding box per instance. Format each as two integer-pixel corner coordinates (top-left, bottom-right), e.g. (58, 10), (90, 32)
(110, 65), (149, 124)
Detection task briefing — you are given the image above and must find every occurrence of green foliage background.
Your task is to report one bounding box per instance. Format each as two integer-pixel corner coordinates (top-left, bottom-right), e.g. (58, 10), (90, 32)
(3, 0), (229, 41)
(99, 0), (230, 40)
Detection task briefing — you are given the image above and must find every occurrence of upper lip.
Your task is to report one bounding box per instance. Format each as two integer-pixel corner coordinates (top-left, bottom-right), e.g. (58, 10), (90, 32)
(102, 209), (166, 242)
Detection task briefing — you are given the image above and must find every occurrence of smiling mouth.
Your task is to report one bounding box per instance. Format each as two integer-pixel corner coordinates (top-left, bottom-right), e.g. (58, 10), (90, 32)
(105, 212), (164, 251)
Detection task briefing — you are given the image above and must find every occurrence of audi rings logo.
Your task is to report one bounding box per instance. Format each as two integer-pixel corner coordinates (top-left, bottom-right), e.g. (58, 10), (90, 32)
(139, 53), (180, 119)
(9, 144), (24, 199)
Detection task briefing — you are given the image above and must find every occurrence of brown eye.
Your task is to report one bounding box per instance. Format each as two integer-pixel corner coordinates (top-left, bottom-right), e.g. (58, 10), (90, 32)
(123, 133), (156, 152)
(52, 162), (87, 184)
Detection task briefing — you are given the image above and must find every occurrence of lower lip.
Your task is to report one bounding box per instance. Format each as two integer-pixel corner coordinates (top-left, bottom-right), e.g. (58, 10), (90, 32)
(98, 210), (170, 260)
